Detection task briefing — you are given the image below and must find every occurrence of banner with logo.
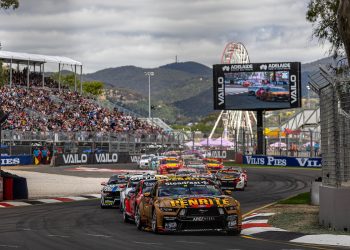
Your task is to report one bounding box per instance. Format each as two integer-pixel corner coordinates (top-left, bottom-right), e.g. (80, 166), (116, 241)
(55, 152), (140, 166)
(0, 155), (33, 166)
(243, 155), (321, 168)
(208, 150), (235, 160)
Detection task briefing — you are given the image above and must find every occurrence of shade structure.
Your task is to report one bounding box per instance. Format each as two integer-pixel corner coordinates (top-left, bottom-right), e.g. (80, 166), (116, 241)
(199, 138), (217, 147)
(184, 141), (202, 148)
(213, 138), (234, 147)
(270, 142), (287, 148)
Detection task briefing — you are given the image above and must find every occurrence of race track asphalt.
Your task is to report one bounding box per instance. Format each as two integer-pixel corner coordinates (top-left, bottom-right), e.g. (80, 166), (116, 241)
(0, 167), (337, 250)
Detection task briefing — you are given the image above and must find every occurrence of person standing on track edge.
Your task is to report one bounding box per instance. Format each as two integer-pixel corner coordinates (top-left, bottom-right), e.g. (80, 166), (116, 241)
(33, 147), (42, 165)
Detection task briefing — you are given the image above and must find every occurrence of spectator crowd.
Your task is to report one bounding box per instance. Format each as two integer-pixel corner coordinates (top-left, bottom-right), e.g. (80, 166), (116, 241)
(0, 85), (163, 134)
(9, 68), (67, 89)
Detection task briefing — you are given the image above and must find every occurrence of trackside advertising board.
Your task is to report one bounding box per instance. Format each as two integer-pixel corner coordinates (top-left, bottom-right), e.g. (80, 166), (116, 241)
(0, 155), (33, 166)
(213, 62), (302, 110)
(55, 152), (140, 166)
(243, 155), (321, 168)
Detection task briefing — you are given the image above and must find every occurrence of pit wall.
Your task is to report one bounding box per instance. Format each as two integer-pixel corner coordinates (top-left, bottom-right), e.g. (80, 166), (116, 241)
(319, 185), (350, 231)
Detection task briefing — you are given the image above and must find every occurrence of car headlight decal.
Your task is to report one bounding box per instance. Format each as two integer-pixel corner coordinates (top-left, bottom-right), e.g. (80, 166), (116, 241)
(218, 208), (225, 215)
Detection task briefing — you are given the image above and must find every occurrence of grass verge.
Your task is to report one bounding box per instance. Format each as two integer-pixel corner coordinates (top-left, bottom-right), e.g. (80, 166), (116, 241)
(277, 192), (311, 205)
(259, 192), (350, 235)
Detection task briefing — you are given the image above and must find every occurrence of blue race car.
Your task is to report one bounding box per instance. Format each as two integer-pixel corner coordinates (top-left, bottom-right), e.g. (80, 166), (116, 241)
(100, 174), (128, 208)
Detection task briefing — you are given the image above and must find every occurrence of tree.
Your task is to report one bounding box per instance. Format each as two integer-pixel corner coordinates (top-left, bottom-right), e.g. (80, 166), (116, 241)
(0, 0), (19, 9)
(306, 0), (350, 66)
(83, 81), (104, 96)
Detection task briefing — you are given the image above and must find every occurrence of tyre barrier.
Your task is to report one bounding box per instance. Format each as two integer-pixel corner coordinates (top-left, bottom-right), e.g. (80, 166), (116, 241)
(0, 171), (28, 200)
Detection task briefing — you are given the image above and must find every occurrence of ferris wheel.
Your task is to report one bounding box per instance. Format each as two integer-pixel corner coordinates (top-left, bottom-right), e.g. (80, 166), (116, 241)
(209, 42), (256, 140)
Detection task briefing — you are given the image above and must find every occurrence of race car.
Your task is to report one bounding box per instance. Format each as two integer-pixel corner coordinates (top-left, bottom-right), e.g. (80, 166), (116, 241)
(260, 87), (289, 102)
(225, 167), (248, 187)
(215, 169), (246, 191)
(174, 168), (199, 177)
(134, 177), (242, 234)
(203, 158), (224, 173)
(100, 174), (129, 208)
(139, 154), (155, 169)
(120, 174), (154, 212)
(123, 175), (168, 223)
(157, 157), (183, 174)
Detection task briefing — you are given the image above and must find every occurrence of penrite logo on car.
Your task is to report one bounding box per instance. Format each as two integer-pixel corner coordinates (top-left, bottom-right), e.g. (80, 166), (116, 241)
(95, 153), (118, 163)
(290, 74), (298, 104)
(63, 154), (88, 164)
(217, 77), (225, 106)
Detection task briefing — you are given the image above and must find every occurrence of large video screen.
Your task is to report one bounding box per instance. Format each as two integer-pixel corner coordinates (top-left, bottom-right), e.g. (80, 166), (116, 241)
(213, 62), (301, 110)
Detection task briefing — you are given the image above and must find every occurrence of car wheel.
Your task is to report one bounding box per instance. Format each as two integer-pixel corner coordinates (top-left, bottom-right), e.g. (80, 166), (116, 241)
(123, 204), (130, 223)
(227, 229), (241, 235)
(100, 198), (106, 209)
(135, 206), (143, 230)
(151, 209), (158, 234)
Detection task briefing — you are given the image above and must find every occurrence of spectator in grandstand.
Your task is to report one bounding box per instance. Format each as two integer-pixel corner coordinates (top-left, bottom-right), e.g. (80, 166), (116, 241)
(0, 86), (162, 135)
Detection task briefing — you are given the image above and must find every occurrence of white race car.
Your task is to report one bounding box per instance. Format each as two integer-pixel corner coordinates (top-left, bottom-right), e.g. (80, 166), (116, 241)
(138, 154), (155, 169)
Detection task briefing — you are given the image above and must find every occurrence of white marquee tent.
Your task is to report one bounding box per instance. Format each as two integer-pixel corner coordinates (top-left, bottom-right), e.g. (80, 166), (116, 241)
(0, 50), (83, 92)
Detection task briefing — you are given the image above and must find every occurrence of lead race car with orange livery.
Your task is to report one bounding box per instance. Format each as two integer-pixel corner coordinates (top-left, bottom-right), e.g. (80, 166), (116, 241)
(134, 177), (242, 234)
(203, 158), (224, 173)
(157, 157), (183, 174)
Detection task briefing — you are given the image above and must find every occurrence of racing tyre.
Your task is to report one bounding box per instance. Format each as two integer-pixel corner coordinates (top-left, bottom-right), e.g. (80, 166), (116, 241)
(123, 207), (130, 223)
(135, 206), (143, 230)
(100, 199), (106, 209)
(151, 209), (159, 234)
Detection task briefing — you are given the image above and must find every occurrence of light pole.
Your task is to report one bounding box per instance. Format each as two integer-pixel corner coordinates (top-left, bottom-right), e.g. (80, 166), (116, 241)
(306, 85), (311, 109)
(145, 72), (154, 119)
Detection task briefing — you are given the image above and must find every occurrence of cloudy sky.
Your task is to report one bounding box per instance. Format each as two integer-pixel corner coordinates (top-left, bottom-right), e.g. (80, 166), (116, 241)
(0, 0), (329, 73)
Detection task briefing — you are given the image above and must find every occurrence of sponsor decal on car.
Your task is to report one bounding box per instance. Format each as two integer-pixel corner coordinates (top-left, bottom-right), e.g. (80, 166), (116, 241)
(169, 197), (230, 208)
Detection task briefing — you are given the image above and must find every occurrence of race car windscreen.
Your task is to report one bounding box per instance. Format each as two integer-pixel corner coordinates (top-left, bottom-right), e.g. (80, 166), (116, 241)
(217, 172), (241, 178)
(205, 159), (221, 164)
(108, 176), (127, 185)
(163, 160), (179, 164)
(142, 180), (157, 194)
(158, 180), (221, 197)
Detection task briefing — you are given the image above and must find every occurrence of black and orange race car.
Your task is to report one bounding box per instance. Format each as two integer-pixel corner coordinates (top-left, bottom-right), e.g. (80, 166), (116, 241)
(133, 177), (242, 234)
(157, 157), (183, 175)
(203, 158), (224, 173)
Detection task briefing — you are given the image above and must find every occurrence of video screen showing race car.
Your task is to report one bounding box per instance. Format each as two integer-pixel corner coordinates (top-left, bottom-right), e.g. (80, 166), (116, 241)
(213, 62), (301, 111)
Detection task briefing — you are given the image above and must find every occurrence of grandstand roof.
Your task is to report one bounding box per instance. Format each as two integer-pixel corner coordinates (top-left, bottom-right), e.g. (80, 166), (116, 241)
(0, 51), (82, 66)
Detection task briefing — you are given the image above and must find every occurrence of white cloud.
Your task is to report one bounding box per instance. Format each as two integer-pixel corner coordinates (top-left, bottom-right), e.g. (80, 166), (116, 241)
(0, 0), (330, 72)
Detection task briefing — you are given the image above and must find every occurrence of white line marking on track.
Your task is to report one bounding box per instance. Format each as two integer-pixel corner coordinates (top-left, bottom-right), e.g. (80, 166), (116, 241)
(86, 234), (111, 238)
(0, 202), (30, 206)
(242, 219), (269, 224)
(36, 199), (63, 203)
(133, 242), (162, 245)
(47, 234), (70, 238)
(63, 196), (88, 201)
(176, 240), (204, 244)
(0, 245), (20, 248)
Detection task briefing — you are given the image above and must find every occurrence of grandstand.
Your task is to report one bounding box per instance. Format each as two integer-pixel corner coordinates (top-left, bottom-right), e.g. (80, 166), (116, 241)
(0, 51), (184, 155)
